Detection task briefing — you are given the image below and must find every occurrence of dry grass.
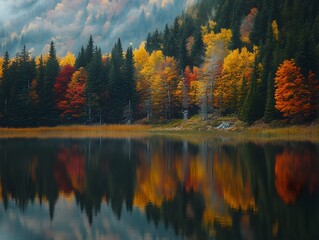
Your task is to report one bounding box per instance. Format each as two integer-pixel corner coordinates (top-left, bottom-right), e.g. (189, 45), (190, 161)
(0, 121), (318, 142)
(0, 124), (152, 139)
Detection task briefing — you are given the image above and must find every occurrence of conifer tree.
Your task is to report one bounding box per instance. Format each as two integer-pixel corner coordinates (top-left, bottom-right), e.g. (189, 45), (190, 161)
(76, 46), (86, 69)
(0, 51), (10, 126)
(85, 35), (94, 65)
(123, 46), (138, 118)
(40, 41), (59, 125)
(86, 47), (104, 124)
(109, 39), (126, 122)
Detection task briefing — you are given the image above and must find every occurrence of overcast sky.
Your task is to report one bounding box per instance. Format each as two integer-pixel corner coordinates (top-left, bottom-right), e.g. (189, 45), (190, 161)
(0, 0), (196, 56)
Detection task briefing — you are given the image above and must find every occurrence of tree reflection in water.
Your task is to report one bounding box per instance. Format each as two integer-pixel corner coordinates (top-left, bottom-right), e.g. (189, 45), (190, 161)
(0, 138), (318, 239)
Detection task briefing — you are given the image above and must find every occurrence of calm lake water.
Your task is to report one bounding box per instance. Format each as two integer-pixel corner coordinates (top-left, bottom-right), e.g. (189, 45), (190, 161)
(0, 137), (318, 240)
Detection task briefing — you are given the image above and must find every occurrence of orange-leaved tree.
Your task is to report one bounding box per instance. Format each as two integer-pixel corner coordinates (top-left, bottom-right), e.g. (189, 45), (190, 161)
(274, 59), (312, 119)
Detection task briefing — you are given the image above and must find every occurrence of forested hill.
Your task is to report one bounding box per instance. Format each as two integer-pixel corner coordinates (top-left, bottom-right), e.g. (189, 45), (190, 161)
(0, 0), (318, 127)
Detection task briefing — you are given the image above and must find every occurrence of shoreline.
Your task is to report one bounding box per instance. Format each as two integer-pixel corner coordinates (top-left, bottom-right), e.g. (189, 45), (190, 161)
(0, 122), (318, 142)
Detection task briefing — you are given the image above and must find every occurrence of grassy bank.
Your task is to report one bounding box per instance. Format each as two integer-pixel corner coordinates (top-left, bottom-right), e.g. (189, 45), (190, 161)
(0, 124), (152, 139)
(0, 116), (318, 142)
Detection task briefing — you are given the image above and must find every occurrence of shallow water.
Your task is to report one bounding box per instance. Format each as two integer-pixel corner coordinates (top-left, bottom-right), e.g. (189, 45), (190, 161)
(0, 137), (318, 240)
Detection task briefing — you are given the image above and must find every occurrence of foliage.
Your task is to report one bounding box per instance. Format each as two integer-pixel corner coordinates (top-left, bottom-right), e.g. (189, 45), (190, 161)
(58, 67), (87, 120)
(274, 60), (314, 120)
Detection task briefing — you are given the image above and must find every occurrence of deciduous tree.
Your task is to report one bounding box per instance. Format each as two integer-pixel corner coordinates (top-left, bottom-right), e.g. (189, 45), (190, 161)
(58, 67), (87, 120)
(274, 59), (312, 120)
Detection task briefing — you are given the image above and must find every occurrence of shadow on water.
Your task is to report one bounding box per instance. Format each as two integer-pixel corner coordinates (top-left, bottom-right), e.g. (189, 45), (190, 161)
(0, 137), (318, 239)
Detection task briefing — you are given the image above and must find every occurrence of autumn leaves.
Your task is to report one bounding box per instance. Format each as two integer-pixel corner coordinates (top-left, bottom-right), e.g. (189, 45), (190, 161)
(274, 60), (319, 120)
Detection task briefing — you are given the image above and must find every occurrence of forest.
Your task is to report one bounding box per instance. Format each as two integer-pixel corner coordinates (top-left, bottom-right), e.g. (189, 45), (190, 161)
(0, 0), (318, 127)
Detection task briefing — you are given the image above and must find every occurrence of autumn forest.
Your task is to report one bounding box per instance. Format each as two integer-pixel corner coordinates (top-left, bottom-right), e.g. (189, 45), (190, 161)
(0, 0), (318, 127)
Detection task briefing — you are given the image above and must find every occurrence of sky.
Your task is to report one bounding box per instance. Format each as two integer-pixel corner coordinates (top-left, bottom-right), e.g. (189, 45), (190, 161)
(0, 0), (196, 57)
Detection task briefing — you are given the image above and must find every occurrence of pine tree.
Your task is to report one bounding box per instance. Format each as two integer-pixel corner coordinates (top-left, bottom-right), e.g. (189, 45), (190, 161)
(40, 41), (60, 125)
(162, 24), (171, 56)
(0, 51), (10, 126)
(191, 29), (204, 67)
(85, 35), (94, 65)
(86, 47), (104, 124)
(75, 46), (86, 69)
(152, 29), (161, 52)
(108, 39), (126, 122)
(264, 72), (276, 122)
(123, 46), (138, 119)
(240, 61), (262, 124)
(178, 35), (188, 71)
(145, 33), (153, 54)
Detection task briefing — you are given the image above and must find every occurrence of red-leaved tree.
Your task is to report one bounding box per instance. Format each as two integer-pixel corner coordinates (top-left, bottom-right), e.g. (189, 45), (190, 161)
(58, 67), (87, 119)
(54, 64), (76, 110)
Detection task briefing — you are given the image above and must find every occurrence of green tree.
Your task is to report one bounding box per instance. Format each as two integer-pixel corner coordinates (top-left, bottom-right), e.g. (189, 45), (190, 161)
(86, 47), (104, 124)
(0, 51), (10, 126)
(123, 46), (138, 122)
(40, 41), (60, 125)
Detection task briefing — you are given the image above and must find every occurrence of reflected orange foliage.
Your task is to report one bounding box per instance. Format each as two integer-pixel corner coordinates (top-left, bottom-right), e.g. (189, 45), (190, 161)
(134, 152), (177, 208)
(213, 153), (256, 211)
(275, 149), (319, 203)
(134, 148), (232, 233)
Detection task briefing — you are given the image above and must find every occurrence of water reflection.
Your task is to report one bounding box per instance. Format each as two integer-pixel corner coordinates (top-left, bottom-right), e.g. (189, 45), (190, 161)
(0, 138), (318, 239)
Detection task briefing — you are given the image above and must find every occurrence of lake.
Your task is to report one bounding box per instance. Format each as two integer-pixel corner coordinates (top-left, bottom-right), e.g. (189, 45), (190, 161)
(0, 137), (318, 240)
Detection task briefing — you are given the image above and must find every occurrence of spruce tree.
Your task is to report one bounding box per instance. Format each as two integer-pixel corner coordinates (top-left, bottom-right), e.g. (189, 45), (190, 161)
(240, 60), (262, 124)
(86, 47), (104, 124)
(191, 29), (204, 67)
(109, 39), (126, 122)
(0, 51), (10, 126)
(264, 72), (276, 122)
(145, 33), (153, 54)
(40, 41), (59, 125)
(123, 46), (138, 121)
(162, 24), (171, 56)
(151, 29), (161, 52)
(75, 46), (86, 69)
(178, 35), (188, 71)
(85, 35), (94, 65)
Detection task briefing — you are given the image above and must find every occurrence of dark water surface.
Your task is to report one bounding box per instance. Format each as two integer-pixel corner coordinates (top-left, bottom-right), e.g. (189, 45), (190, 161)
(0, 137), (318, 240)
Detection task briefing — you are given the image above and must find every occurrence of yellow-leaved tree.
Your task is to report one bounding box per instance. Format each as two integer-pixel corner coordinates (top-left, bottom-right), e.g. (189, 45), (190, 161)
(59, 51), (76, 67)
(199, 21), (232, 118)
(216, 47), (257, 113)
(151, 56), (179, 120)
(133, 43), (150, 119)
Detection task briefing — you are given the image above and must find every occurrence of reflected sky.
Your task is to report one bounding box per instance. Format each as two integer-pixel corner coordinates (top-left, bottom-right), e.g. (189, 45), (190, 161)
(0, 138), (318, 240)
(0, 198), (181, 240)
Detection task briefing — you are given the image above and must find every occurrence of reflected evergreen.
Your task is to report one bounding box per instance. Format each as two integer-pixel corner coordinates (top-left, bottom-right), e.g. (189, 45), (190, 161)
(0, 138), (318, 239)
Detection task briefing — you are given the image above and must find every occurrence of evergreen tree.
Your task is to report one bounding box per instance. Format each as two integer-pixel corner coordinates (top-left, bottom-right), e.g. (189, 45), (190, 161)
(240, 60), (262, 124)
(108, 39), (126, 122)
(40, 41), (60, 125)
(178, 35), (188, 71)
(151, 29), (161, 52)
(86, 47), (104, 124)
(123, 46), (138, 117)
(75, 46), (86, 69)
(264, 72), (276, 122)
(0, 51), (10, 126)
(85, 35), (94, 65)
(162, 24), (171, 56)
(191, 29), (204, 67)
(145, 33), (153, 54)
